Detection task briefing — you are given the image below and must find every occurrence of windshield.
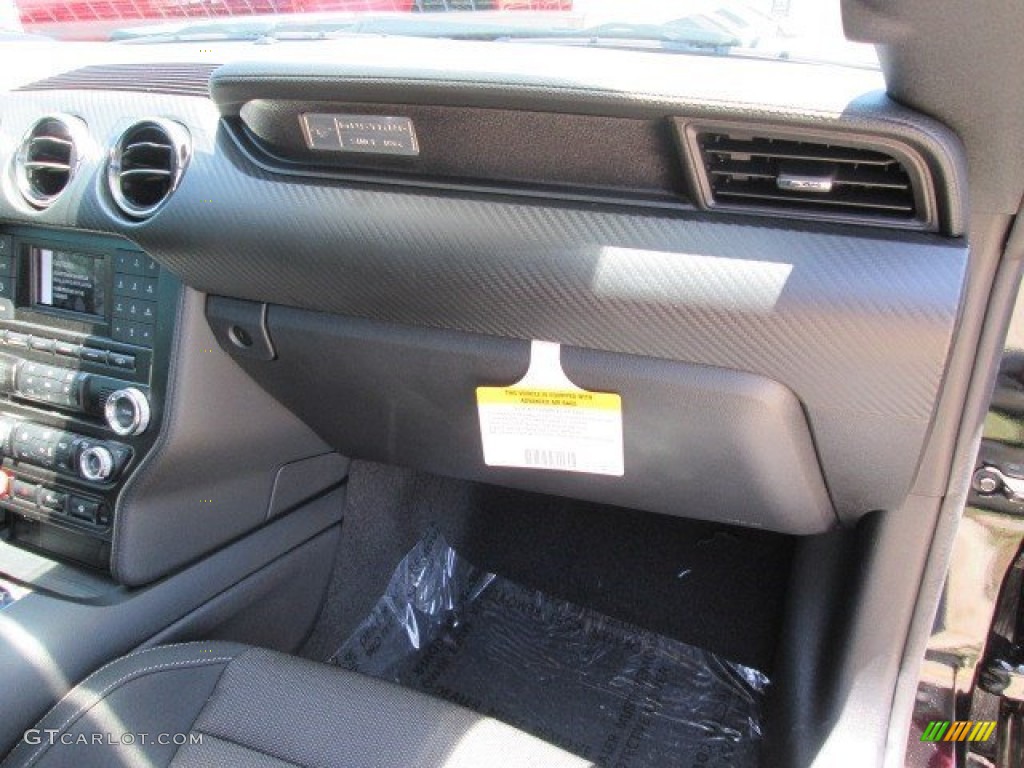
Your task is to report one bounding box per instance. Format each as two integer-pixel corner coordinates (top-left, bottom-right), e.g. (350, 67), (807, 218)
(1, 0), (878, 68)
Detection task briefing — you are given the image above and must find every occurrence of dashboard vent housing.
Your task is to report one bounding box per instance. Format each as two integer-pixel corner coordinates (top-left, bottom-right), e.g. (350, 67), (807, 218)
(108, 119), (191, 219)
(15, 115), (83, 209)
(685, 125), (933, 229)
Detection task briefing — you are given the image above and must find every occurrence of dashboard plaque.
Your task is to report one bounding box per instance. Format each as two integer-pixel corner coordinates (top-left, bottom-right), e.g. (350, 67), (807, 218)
(300, 114), (419, 157)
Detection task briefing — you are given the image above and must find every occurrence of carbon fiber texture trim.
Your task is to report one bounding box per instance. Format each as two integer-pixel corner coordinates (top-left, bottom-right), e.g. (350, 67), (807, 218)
(0, 89), (969, 521)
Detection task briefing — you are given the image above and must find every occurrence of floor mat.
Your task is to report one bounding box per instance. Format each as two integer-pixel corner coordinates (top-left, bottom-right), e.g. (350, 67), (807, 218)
(301, 461), (794, 672)
(331, 528), (768, 768)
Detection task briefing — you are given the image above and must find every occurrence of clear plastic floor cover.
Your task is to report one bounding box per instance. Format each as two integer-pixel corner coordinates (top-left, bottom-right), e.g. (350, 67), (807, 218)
(331, 529), (769, 768)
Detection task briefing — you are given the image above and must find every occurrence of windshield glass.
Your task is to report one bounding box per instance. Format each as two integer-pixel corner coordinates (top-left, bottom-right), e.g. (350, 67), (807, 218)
(1, 0), (878, 68)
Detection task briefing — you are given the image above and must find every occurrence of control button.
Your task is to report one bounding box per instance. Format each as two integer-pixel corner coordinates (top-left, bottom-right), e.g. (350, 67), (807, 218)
(105, 388), (151, 436)
(0, 258), (13, 276)
(78, 445), (114, 482)
(79, 347), (108, 365)
(53, 391), (77, 410)
(5, 332), (28, 348)
(12, 371), (84, 409)
(108, 352), (135, 371)
(0, 299), (13, 321)
(68, 496), (99, 522)
(114, 251), (160, 276)
(29, 447), (55, 469)
(113, 252), (140, 274)
(114, 298), (156, 323)
(54, 438), (74, 471)
(39, 488), (66, 512)
(0, 279), (13, 299)
(112, 322), (153, 347)
(11, 480), (37, 503)
(28, 337), (55, 353)
(37, 365), (63, 381)
(95, 505), (111, 526)
(112, 323), (153, 348)
(108, 444), (132, 473)
(114, 274), (158, 300)
(30, 440), (54, 459)
(13, 426), (40, 458)
(0, 235), (12, 257)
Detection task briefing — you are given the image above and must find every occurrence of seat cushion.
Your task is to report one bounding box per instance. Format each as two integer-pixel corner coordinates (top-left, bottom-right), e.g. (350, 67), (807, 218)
(2, 641), (592, 768)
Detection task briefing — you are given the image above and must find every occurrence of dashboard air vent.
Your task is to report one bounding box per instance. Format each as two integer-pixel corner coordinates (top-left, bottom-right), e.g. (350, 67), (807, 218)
(108, 119), (191, 219)
(688, 127), (931, 228)
(15, 115), (83, 209)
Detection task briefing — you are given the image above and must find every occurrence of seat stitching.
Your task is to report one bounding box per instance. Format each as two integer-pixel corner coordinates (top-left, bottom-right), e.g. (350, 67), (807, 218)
(165, 649), (249, 766)
(16, 656), (236, 768)
(49, 641), (234, 701)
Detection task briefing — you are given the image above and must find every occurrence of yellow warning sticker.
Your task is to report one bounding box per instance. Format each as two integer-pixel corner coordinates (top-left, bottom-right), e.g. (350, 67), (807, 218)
(475, 388), (622, 411)
(476, 342), (624, 476)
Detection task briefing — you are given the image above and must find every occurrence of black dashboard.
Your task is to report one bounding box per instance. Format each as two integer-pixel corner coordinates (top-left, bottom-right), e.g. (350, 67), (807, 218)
(0, 38), (972, 577)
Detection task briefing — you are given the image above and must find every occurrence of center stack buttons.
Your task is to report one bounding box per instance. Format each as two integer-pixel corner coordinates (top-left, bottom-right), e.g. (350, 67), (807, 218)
(111, 251), (159, 347)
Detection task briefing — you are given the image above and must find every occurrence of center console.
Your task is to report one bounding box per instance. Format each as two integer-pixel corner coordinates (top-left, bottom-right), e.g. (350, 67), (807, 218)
(0, 226), (177, 570)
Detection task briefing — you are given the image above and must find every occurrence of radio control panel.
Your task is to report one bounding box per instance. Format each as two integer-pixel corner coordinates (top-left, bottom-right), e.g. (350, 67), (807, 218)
(0, 226), (178, 569)
(0, 353), (149, 422)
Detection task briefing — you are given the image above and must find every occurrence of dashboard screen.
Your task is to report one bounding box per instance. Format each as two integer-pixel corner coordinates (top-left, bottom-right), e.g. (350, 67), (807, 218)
(32, 247), (107, 318)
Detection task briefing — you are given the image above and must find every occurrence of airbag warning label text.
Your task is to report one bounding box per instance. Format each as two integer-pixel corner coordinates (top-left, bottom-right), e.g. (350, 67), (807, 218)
(476, 342), (624, 476)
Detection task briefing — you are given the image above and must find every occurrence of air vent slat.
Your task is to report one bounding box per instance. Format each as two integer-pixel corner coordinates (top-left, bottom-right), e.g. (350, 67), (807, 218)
(694, 129), (922, 225)
(23, 161), (72, 172)
(118, 168), (173, 179)
(123, 141), (173, 155)
(704, 138), (896, 166)
(709, 160), (912, 191)
(15, 116), (81, 209)
(29, 136), (73, 150)
(109, 119), (190, 219)
(715, 184), (915, 213)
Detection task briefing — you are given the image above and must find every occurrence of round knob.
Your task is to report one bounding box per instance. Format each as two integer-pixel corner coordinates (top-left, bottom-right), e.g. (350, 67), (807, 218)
(79, 445), (113, 482)
(104, 387), (150, 437)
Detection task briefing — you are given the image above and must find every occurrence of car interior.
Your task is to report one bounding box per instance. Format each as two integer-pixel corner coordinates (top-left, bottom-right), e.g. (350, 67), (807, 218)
(1, 1), (1023, 766)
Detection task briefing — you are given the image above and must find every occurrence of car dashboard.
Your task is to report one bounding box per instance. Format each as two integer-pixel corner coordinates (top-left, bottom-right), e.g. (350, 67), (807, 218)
(0, 27), (996, 768)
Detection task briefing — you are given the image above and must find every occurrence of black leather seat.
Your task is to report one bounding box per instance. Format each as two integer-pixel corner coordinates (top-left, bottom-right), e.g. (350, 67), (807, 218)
(2, 642), (591, 768)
